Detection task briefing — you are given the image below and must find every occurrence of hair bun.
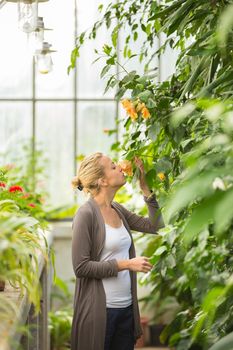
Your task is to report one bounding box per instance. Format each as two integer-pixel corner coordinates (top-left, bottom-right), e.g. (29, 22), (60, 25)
(77, 179), (83, 191)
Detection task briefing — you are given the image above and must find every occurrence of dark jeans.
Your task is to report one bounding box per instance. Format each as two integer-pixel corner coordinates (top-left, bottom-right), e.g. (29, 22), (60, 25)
(104, 304), (134, 350)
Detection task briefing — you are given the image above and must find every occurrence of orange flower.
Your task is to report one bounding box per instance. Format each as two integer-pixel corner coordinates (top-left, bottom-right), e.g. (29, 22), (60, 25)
(121, 99), (138, 121)
(127, 108), (138, 121)
(118, 160), (133, 176)
(121, 99), (132, 109)
(141, 107), (151, 120)
(136, 101), (145, 113)
(157, 172), (165, 181)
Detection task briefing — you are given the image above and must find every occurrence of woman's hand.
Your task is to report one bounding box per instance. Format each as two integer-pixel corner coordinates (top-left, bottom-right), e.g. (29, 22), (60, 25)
(134, 156), (152, 197)
(128, 256), (153, 273)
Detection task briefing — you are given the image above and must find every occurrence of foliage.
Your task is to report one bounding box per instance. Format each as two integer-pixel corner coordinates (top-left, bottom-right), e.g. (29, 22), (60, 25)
(0, 141), (57, 347)
(49, 276), (74, 350)
(48, 309), (73, 350)
(69, 0), (233, 348)
(0, 139), (49, 227)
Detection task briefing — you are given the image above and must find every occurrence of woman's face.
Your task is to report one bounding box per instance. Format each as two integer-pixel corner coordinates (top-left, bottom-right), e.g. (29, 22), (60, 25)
(100, 156), (126, 189)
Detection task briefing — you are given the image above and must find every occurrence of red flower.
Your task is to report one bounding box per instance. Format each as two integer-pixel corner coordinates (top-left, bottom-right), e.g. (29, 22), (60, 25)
(0, 182), (6, 188)
(9, 185), (24, 193)
(28, 203), (36, 208)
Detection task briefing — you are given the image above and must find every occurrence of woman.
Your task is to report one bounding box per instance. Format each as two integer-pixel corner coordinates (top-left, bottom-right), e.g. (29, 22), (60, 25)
(70, 152), (164, 350)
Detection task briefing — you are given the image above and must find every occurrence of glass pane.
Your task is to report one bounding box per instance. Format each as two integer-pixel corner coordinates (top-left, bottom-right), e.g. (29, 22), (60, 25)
(119, 16), (159, 78)
(0, 4), (32, 98)
(0, 102), (32, 161)
(77, 101), (116, 156)
(35, 1), (75, 98)
(160, 33), (180, 81)
(76, 0), (116, 98)
(36, 102), (74, 207)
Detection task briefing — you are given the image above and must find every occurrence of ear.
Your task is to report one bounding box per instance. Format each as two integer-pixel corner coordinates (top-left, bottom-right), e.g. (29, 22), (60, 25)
(98, 177), (108, 187)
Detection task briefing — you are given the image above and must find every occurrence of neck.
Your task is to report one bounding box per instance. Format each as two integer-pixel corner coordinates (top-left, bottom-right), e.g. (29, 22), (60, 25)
(92, 188), (117, 208)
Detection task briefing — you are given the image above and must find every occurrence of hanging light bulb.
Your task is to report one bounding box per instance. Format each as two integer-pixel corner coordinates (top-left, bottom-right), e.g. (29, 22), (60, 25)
(18, 0), (38, 33)
(33, 16), (44, 47)
(34, 41), (56, 74)
(5, 0), (49, 33)
(29, 16), (52, 52)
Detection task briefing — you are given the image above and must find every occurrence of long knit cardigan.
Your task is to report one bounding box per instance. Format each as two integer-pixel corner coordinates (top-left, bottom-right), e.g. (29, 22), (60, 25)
(71, 194), (164, 350)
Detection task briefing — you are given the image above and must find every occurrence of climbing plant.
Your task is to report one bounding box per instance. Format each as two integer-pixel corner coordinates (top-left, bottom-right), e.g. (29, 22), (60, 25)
(69, 1), (233, 349)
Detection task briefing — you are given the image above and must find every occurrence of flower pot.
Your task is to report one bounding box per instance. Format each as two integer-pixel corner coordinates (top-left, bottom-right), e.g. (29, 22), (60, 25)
(0, 279), (5, 292)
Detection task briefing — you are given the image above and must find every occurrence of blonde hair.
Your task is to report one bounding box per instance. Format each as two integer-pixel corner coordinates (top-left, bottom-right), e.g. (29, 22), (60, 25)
(71, 152), (105, 196)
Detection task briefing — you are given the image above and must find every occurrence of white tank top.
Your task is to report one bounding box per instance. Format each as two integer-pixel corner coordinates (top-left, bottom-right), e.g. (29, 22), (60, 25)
(100, 220), (133, 308)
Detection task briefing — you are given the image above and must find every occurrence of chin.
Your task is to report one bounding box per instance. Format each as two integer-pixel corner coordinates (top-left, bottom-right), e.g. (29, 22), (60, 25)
(122, 178), (127, 185)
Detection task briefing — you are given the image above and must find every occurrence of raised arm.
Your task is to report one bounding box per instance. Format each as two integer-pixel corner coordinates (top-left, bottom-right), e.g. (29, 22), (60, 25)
(71, 207), (119, 279)
(116, 156), (165, 233)
(113, 192), (164, 234)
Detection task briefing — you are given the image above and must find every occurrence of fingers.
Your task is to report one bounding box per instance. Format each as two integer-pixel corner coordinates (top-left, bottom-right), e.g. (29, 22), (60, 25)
(141, 257), (153, 272)
(134, 156), (142, 165)
(134, 157), (145, 173)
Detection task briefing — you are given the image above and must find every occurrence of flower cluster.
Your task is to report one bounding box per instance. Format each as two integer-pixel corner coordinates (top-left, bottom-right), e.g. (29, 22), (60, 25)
(9, 185), (24, 193)
(121, 99), (151, 121)
(118, 160), (133, 176)
(0, 181), (37, 209)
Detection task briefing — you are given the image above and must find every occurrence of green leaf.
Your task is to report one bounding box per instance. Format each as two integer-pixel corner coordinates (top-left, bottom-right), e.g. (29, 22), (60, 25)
(100, 65), (111, 78)
(183, 191), (224, 244)
(208, 332), (233, 350)
(98, 4), (103, 12)
(154, 245), (167, 256)
(127, 48), (132, 58)
(148, 123), (160, 141)
(197, 70), (233, 98)
(146, 23), (151, 36)
(103, 44), (112, 55)
(115, 87), (126, 99)
(171, 102), (196, 127)
(148, 0), (186, 21)
(70, 47), (79, 69)
(111, 24), (120, 48)
(145, 169), (156, 188)
(214, 187), (233, 234)
(147, 98), (157, 108)
(216, 4), (233, 50)
(178, 56), (209, 101)
(121, 71), (137, 84)
(137, 90), (153, 101)
(104, 76), (118, 94)
(165, 171), (221, 222)
(106, 56), (116, 65)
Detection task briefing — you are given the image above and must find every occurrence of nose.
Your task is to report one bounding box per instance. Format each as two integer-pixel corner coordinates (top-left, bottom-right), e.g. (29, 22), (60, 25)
(118, 164), (122, 172)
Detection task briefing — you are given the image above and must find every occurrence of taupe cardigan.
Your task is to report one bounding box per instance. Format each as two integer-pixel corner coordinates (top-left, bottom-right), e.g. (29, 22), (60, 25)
(71, 193), (164, 350)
